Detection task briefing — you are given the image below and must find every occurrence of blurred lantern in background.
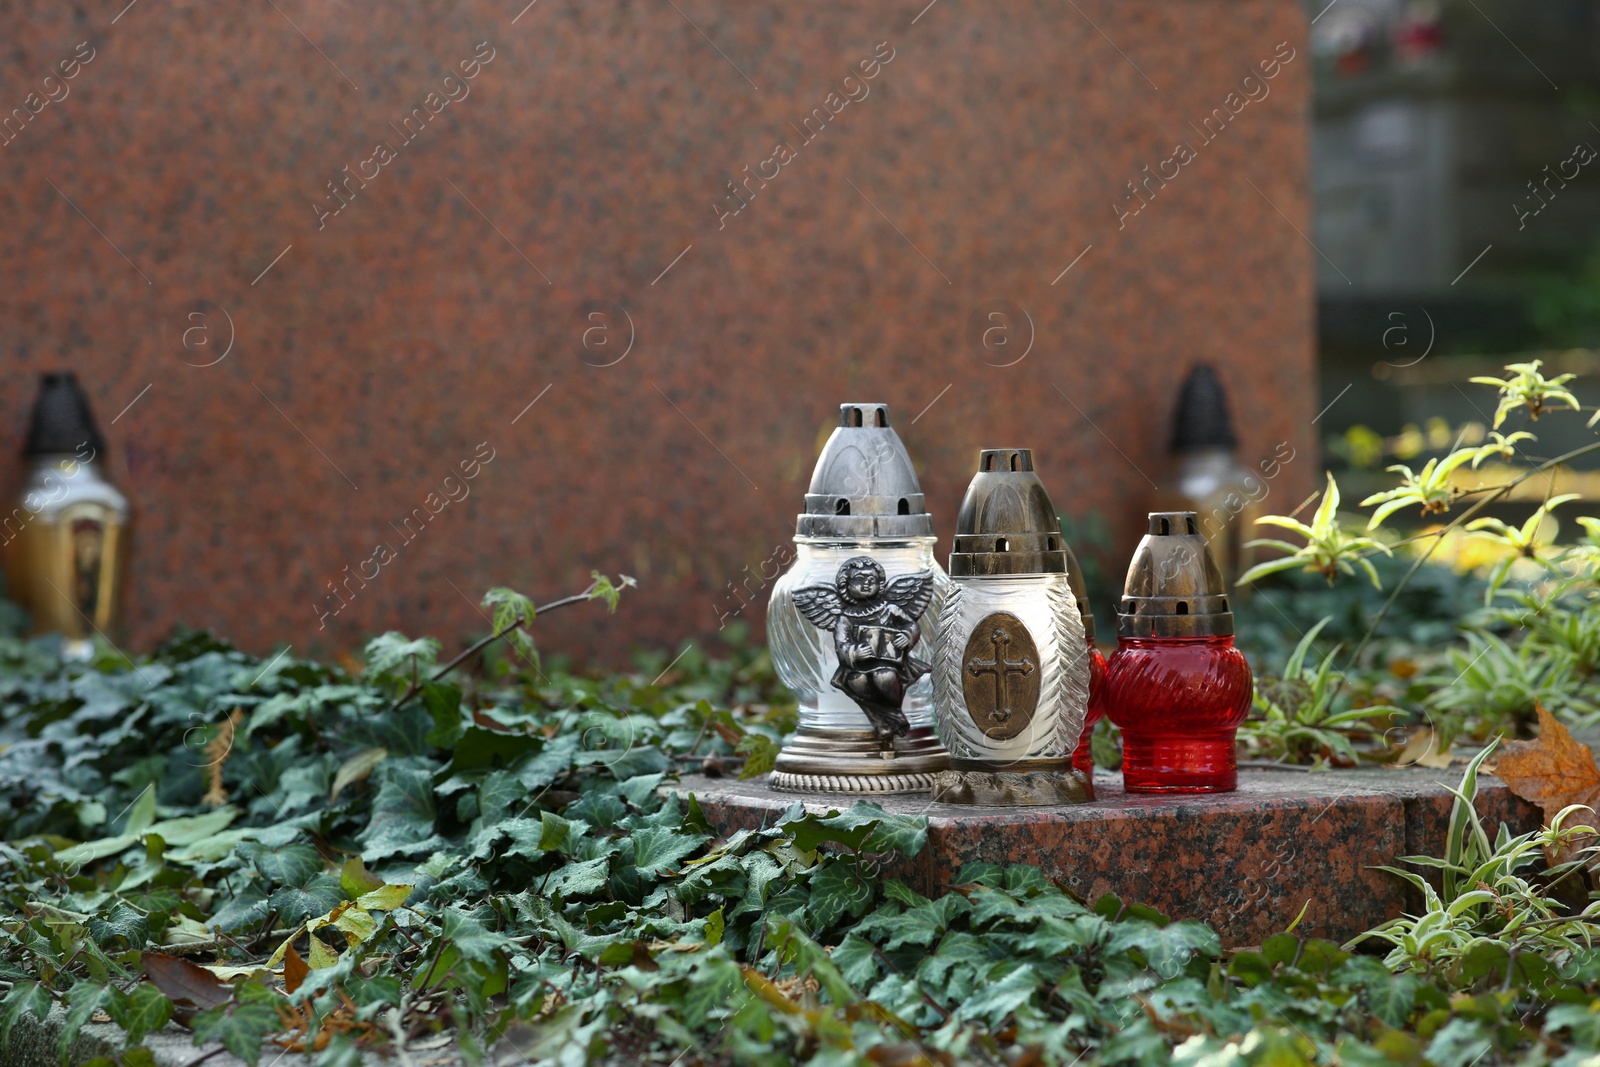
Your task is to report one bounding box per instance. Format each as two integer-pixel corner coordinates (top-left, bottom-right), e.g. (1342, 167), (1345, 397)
(767, 403), (953, 794)
(3, 373), (130, 660)
(1104, 512), (1252, 794)
(931, 449), (1091, 805)
(1158, 364), (1262, 590)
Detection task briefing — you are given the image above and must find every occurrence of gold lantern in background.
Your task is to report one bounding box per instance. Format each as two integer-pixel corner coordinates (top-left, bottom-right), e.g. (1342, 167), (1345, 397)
(3, 373), (129, 658)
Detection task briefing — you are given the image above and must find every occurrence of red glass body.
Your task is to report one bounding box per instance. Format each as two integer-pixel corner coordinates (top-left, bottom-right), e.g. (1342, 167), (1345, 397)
(1104, 634), (1252, 793)
(1071, 638), (1107, 776)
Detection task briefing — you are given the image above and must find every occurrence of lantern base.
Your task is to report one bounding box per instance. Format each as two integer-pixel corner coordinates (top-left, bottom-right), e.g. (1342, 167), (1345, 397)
(929, 763), (1094, 806)
(770, 723), (949, 795)
(1120, 736), (1238, 793)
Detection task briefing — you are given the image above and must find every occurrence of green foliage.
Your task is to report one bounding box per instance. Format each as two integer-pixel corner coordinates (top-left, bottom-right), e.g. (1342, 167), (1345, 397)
(4, 560), (1600, 1064)
(1240, 472), (1393, 589)
(1238, 618), (1399, 766)
(1352, 745), (1600, 980)
(1468, 359), (1581, 427)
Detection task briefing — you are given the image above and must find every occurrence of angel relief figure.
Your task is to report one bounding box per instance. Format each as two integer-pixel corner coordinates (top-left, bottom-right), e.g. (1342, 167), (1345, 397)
(793, 556), (936, 742)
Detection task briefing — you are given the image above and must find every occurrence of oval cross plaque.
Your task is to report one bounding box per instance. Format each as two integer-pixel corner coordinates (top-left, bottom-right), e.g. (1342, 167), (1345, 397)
(961, 611), (1041, 741)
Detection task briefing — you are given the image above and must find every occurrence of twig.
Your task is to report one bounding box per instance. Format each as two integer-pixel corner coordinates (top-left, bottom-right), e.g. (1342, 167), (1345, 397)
(387, 581), (603, 713)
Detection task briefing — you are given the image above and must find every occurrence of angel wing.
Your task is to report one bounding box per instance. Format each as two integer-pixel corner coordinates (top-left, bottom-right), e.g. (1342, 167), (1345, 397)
(792, 584), (844, 630)
(883, 570), (936, 622)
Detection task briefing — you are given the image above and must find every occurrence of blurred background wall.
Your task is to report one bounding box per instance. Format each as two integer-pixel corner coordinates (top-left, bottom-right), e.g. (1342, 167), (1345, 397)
(1310, 0), (1600, 509)
(0, 0), (1319, 661)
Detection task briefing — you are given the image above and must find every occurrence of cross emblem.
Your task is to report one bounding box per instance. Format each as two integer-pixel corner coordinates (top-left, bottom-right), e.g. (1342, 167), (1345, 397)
(966, 628), (1036, 724)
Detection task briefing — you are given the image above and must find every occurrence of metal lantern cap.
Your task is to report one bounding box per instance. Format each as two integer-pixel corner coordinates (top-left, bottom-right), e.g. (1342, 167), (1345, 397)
(1117, 511), (1234, 637)
(948, 448), (1068, 577)
(795, 403), (935, 539)
(24, 372), (106, 458)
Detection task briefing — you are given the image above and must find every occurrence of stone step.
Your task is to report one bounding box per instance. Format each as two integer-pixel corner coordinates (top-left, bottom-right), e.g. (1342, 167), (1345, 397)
(672, 765), (1541, 946)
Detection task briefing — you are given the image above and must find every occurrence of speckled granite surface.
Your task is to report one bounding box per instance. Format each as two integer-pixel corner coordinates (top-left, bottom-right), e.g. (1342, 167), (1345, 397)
(673, 766), (1542, 946)
(0, 1), (1314, 660)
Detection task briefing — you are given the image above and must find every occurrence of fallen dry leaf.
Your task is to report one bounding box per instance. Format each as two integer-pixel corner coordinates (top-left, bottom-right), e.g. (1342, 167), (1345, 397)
(284, 942), (310, 994)
(1491, 706), (1600, 825)
(1490, 705), (1600, 880)
(143, 950), (234, 1023)
(1396, 726), (1455, 769)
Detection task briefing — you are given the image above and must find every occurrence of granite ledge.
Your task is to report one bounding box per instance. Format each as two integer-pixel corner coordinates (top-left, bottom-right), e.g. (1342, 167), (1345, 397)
(670, 765), (1542, 947)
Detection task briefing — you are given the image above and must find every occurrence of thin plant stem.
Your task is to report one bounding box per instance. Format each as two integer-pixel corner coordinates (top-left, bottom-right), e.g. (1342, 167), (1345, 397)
(387, 581), (603, 713)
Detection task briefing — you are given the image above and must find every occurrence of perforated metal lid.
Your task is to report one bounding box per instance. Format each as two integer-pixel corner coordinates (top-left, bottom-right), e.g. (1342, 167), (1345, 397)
(1117, 511), (1234, 637)
(948, 449), (1068, 577)
(795, 403), (935, 539)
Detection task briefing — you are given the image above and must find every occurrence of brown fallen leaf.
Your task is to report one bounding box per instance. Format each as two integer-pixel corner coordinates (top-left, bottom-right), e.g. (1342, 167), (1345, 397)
(283, 942), (310, 994)
(1396, 726), (1455, 769)
(1491, 705), (1600, 824)
(143, 950), (234, 1023)
(1490, 705), (1600, 879)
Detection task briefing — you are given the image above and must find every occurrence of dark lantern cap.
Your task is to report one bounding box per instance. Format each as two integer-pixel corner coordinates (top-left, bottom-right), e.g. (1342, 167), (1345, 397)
(948, 449), (1068, 577)
(1170, 364), (1238, 453)
(795, 403), (935, 539)
(24, 372), (106, 458)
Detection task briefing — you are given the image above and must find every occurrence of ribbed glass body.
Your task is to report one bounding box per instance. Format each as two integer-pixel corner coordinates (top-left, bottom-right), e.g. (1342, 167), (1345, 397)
(1071, 638), (1107, 776)
(768, 539), (950, 731)
(1104, 634), (1251, 793)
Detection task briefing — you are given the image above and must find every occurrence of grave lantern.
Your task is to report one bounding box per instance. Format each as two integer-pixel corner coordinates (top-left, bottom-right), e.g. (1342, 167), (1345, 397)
(1160, 365), (1263, 588)
(1063, 541), (1108, 778)
(767, 402), (953, 794)
(3, 373), (130, 660)
(930, 449), (1091, 805)
(1104, 511), (1253, 793)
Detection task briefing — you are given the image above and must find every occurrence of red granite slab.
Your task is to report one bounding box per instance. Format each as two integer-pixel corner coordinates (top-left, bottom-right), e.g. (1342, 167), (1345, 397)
(674, 767), (1542, 946)
(0, 0), (1314, 661)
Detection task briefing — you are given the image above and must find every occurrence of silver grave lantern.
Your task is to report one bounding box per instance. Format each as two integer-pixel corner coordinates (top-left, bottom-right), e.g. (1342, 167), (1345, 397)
(931, 449), (1091, 805)
(767, 403), (953, 794)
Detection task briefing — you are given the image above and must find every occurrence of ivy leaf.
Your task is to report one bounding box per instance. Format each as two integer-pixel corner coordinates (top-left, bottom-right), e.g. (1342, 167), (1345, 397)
(854, 894), (972, 951)
(1, 982), (52, 1053)
(60, 984), (113, 1063)
(1105, 920), (1221, 979)
(783, 803), (928, 857)
(953, 964), (1041, 1026)
(239, 840), (323, 888)
(422, 681), (466, 748)
(829, 934), (881, 989)
(190, 988), (282, 1067)
(110, 984), (173, 1046)
(630, 826), (710, 878)
(441, 909), (510, 964)
(88, 901), (149, 948)
(508, 738), (573, 793)
(355, 884), (413, 912)
(330, 747), (387, 801)
(544, 857), (611, 899)
(481, 587), (535, 636)
(808, 862), (876, 927)
(269, 875), (346, 926)
(362, 633), (442, 681)
(339, 858), (384, 898)
(359, 764), (439, 861)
